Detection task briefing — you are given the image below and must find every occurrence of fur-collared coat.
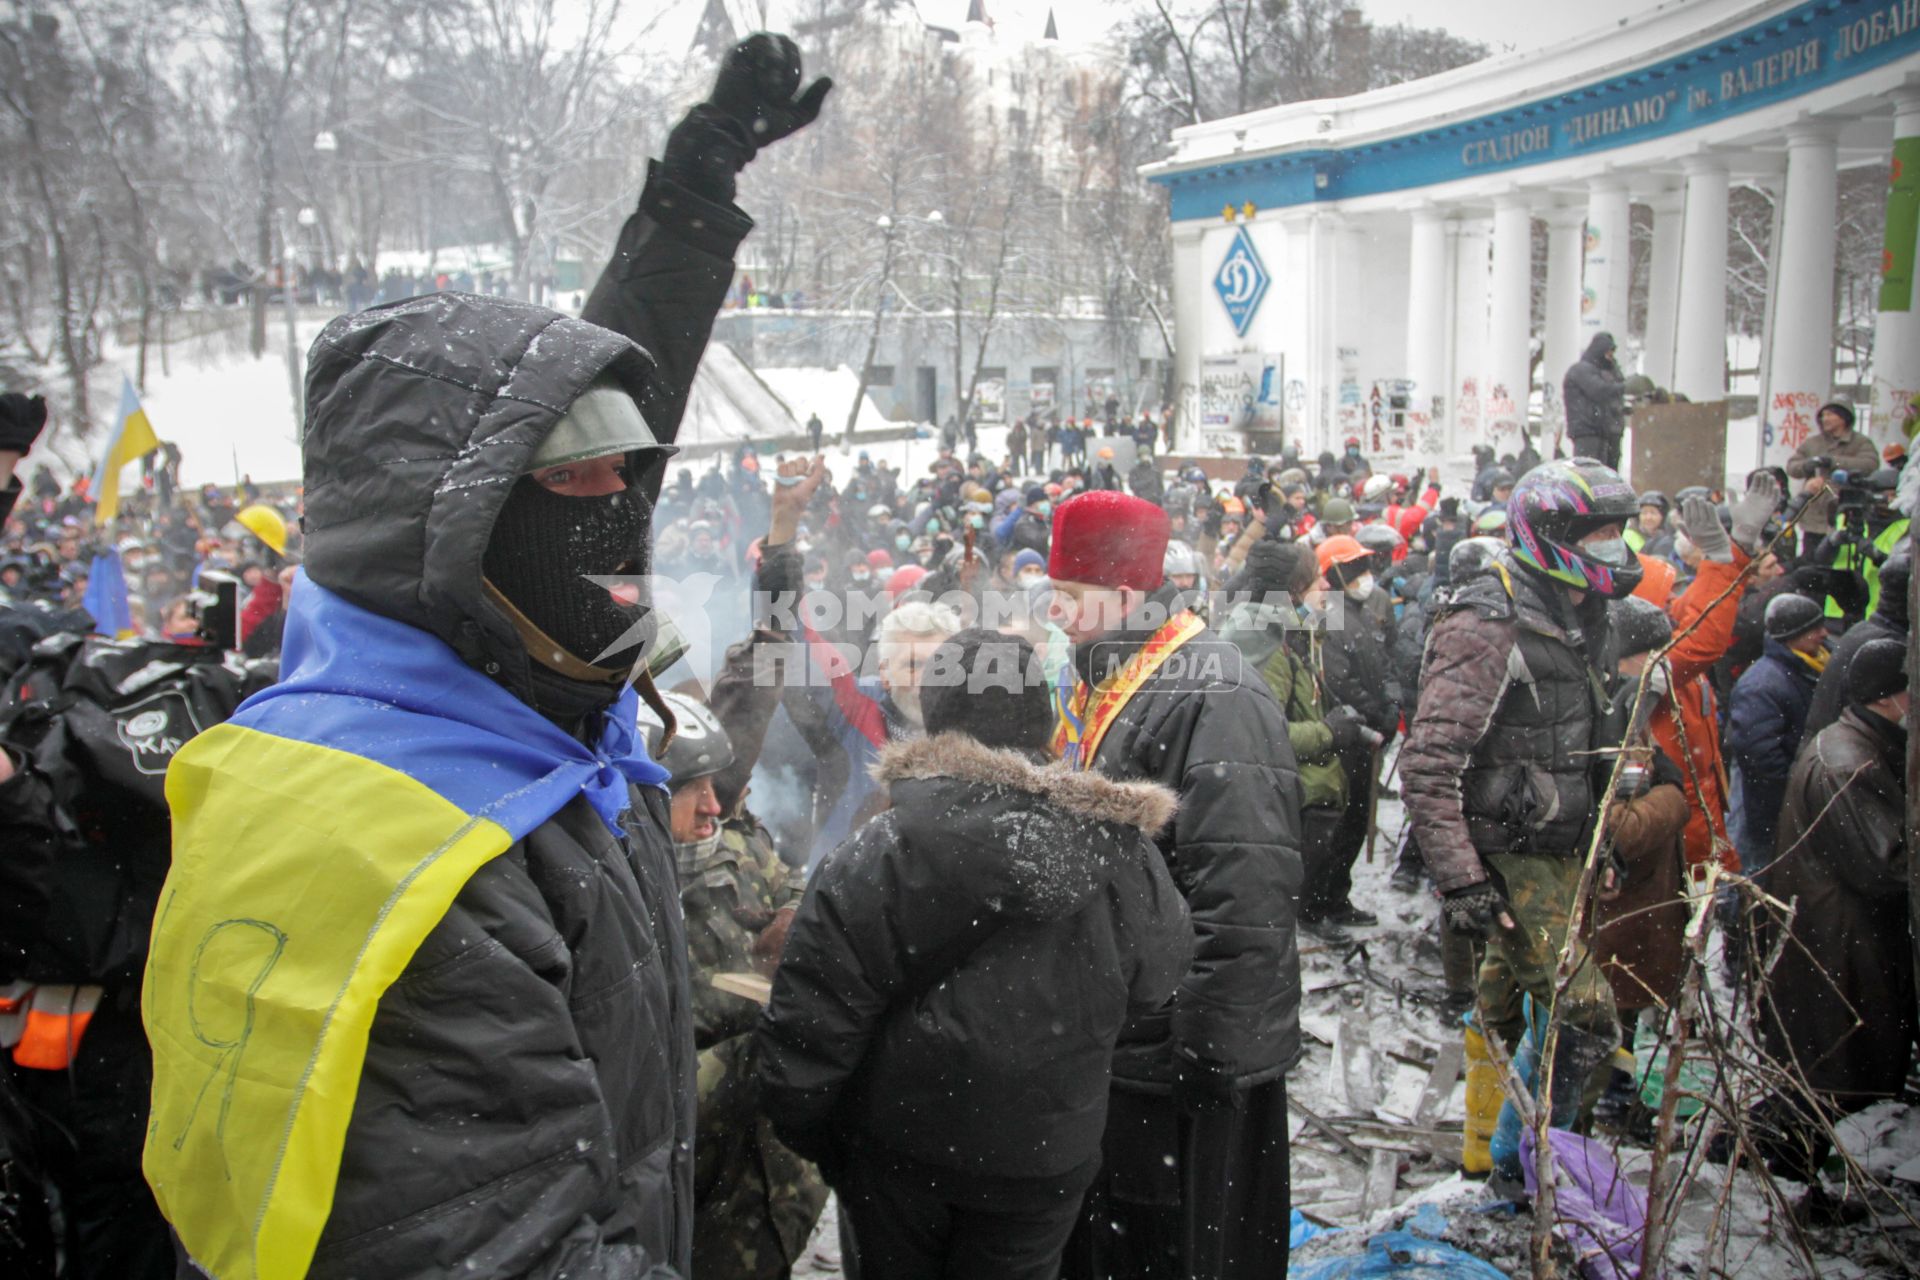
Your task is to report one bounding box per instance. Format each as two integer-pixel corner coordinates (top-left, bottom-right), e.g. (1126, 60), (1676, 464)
(755, 733), (1192, 1182)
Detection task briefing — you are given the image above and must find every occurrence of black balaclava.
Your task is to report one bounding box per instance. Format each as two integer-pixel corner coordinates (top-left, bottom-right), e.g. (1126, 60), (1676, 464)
(483, 463), (653, 678)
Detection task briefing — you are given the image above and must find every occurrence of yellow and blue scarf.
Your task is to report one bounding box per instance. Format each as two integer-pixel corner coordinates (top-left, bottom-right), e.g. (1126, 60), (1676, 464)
(142, 573), (668, 1280)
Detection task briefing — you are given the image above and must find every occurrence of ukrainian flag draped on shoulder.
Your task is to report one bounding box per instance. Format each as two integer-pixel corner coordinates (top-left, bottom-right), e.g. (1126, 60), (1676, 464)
(142, 572), (668, 1280)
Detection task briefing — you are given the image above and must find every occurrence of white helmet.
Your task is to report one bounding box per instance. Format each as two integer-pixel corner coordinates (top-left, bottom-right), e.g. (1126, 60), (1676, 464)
(1361, 474), (1393, 503)
(635, 691), (733, 788)
(1163, 540), (1201, 579)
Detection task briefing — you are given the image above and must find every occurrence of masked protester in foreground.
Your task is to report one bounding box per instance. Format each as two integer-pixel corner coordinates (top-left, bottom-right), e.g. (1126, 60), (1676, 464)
(1400, 458), (1642, 1183)
(636, 692), (825, 1280)
(139, 34), (828, 1280)
(1046, 492), (1304, 1280)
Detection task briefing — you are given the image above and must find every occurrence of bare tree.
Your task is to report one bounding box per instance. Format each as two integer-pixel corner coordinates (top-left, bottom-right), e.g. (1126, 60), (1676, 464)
(400, 0), (642, 301)
(0, 8), (96, 427)
(215, 0), (334, 356)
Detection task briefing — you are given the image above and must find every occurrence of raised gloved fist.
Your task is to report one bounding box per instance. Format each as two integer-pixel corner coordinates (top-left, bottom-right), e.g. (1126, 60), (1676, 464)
(710, 33), (833, 152)
(1730, 471), (1780, 555)
(664, 33), (831, 205)
(1676, 495), (1731, 563)
(1441, 881), (1513, 938)
(0, 392), (48, 457)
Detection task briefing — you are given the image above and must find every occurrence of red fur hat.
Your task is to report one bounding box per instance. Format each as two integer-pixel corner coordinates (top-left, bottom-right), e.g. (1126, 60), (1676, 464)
(1048, 491), (1171, 590)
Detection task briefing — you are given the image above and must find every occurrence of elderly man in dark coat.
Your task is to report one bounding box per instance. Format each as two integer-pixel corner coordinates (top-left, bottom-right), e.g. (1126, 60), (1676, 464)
(1755, 638), (1915, 1189)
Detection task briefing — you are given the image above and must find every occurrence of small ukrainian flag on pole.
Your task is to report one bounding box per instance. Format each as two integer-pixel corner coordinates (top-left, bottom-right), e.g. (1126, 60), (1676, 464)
(93, 375), (162, 527)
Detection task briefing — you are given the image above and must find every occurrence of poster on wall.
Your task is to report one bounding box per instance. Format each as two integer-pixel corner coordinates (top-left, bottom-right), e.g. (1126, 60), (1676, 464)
(1200, 356), (1253, 427)
(1197, 353), (1281, 452)
(1368, 378), (1415, 467)
(974, 376), (1006, 424)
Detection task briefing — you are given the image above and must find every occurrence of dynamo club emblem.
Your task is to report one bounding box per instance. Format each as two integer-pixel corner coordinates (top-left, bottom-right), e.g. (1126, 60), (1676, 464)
(1213, 226), (1270, 337)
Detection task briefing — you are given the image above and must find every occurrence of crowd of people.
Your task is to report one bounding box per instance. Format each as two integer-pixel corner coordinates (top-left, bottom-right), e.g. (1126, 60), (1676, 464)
(1, 29), (1917, 1280)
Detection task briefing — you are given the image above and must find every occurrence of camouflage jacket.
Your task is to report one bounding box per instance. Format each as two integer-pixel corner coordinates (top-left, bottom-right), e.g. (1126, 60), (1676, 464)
(680, 812), (825, 1279)
(682, 813), (802, 1049)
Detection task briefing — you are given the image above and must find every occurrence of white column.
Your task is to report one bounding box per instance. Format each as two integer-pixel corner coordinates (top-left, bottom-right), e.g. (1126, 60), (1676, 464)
(1871, 89), (1920, 446)
(1641, 187), (1683, 388)
(1582, 177), (1632, 347)
(1487, 196), (1533, 453)
(1450, 216), (1492, 457)
(1406, 207), (1450, 457)
(1306, 211), (1343, 456)
(1760, 122), (1840, 468)
(1673, 156), (1730, 404)
(1334, 217), (1367, 456)
(1170, 222), (1205, 452)
(1541, 206), (1585, 456)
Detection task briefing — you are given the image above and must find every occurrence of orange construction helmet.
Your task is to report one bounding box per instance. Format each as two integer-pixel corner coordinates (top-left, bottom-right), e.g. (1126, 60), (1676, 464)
(1315, 534), (1371, 577)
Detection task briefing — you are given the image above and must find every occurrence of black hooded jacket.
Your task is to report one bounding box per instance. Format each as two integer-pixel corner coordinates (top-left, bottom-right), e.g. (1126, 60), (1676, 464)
(757, 734), (1191, 1181)
(1564, 333), (1626, 441)
(298, 167), (746, 1280)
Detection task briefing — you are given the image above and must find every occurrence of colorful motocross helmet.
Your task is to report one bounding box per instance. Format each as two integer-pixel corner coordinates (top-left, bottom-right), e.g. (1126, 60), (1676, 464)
(1507, 459), (1643, 598)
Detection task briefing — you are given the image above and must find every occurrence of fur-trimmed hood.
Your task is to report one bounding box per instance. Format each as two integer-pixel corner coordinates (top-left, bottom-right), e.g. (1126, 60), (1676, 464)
(873, 733), (1177, 836)
(869, 732), (1179, 922)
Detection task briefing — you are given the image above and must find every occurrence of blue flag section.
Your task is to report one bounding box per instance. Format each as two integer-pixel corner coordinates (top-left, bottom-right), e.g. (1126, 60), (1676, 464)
(81, 549), (134, 637)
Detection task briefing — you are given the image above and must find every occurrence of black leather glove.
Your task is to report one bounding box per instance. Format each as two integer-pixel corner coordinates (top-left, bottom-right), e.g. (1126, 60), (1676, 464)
(710, 33), (832, 151)
(1441, 881), (1511, 938)
(0, 393), (48, 456)
(1172, 1051), (1245, 1115)
(663, 33), (831, 204)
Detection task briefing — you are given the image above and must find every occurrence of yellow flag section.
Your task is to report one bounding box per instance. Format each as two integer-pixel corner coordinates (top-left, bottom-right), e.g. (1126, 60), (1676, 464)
(95, 376), (162, 526)
(142, 722), (516, 1280)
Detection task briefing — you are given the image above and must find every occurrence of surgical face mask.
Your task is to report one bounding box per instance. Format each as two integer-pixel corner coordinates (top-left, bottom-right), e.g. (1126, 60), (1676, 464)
(1036, 501), (1052, 518)
(895, 533), (912, 551)
(968, 514), (985, 530)
(805, 574), (827, 590)
(1345, 574), (1375, 602)
(1017, 569), (1045, 589)
(1581, 536), (1631, 567)
(850, 569), (872, 585)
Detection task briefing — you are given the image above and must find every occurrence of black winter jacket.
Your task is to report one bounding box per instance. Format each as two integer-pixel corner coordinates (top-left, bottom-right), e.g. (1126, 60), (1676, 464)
(1760, 707), (1915, 1100)
(1320, 592), (1402, 740)
(1074, 585), (1305, 1086)
(0, 638), (269, 985)
(756, 734), (1190, 1180)
(294, 165), (746, 1279)
(1563, 334), (1626, 441)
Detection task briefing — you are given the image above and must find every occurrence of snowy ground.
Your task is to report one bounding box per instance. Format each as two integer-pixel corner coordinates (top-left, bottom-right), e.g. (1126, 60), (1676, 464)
(793, 763), (1920, 1277)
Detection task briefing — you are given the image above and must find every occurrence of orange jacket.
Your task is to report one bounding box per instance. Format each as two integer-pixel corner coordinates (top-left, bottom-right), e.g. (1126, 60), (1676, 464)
(1650, 550), (1748, 874)
(1632, 554), (1678, 608)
